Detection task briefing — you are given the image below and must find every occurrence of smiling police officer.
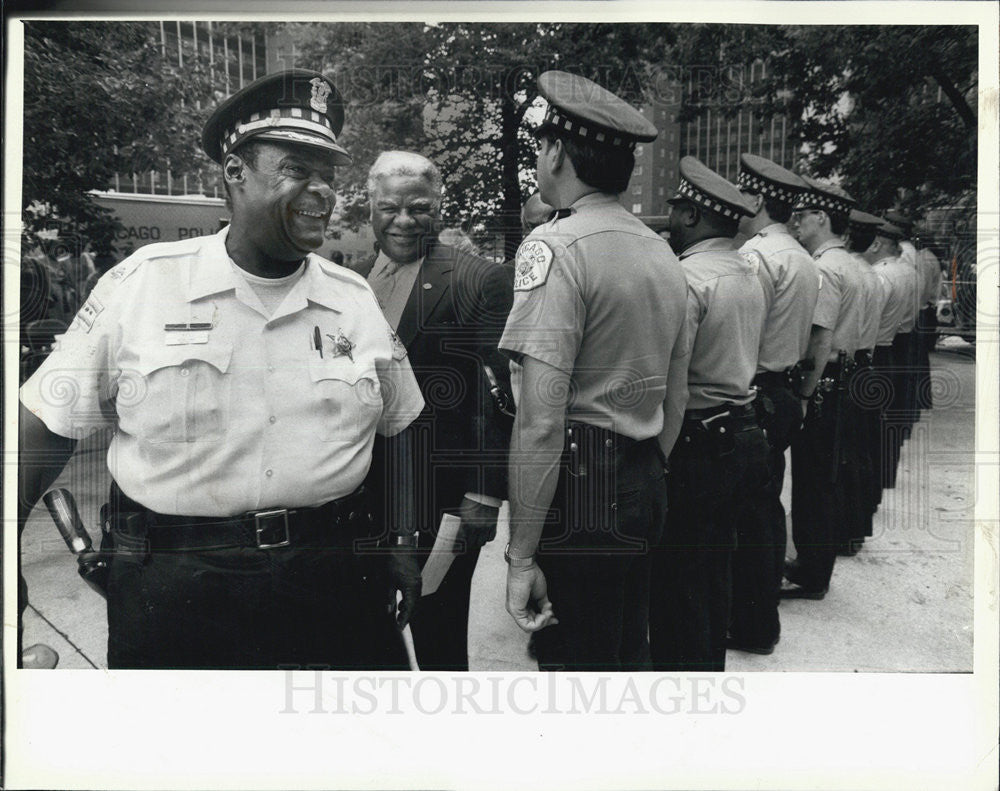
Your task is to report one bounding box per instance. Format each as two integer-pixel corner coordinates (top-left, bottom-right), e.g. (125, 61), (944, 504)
(18, 70), (426, 669)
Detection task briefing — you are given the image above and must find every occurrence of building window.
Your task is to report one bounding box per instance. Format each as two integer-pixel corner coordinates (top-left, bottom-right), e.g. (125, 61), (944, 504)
(658, 187), (665, 196)
(634, 166), (643, 176)
(632, 185), (643, 196)
(632, 202), (643, 213)
(635, 145), (644, 157)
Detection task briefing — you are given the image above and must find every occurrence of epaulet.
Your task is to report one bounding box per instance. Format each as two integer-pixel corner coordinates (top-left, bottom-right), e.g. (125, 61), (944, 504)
(102, 256), (144, 287)
(138, 236), (207, 261)
(315, 256), (371, 288)
(740, 249), (763, 276)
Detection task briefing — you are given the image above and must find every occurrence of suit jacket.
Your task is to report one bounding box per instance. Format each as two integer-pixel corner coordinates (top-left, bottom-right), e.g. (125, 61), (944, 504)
(358, 236), (514, 525)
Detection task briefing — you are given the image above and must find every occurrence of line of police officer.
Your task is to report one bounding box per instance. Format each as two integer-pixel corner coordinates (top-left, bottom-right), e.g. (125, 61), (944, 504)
(18, 66), (942, 672)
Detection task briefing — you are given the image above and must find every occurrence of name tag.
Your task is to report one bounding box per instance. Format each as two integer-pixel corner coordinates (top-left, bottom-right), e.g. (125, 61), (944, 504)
(166, 331), (209, 345)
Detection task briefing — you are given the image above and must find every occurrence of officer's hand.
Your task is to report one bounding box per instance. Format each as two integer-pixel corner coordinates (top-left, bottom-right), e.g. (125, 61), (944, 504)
(506, 563), (558, 633)
(454, 496), (499, 553)
(387, 546), (421, 629)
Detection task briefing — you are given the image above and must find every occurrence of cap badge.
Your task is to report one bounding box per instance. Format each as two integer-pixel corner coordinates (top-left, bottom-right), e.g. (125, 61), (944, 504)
(310, 77), (331, 113)
(327, 328), (355, 361)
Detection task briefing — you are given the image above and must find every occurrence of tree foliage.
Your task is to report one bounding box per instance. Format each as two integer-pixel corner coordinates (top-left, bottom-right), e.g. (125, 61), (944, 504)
(673, 24), (978, 215)
(285, 22), (665, 257)
(21, 22), (218, 251)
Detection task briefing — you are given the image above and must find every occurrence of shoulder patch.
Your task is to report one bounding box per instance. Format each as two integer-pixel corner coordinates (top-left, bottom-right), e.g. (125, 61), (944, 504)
(514, 239), (553, 292)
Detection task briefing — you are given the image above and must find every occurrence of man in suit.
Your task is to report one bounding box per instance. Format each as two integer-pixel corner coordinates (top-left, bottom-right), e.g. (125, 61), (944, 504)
(357, 151), (514, 670)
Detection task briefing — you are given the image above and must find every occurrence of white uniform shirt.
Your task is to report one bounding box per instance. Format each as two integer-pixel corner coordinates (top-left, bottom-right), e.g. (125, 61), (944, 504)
(20, 228), (425, 516)
(871, 256), (917, 346)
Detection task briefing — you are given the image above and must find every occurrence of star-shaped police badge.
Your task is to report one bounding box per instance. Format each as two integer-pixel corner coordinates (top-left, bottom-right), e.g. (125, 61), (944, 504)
(327, 329), (355, 361)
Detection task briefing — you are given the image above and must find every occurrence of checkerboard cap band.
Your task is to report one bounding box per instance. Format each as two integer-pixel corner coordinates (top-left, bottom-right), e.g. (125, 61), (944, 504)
(737, 170), (797, 205)
(542, 105), (633, 149)
(793, 191), (852, 217)
(676, 178), (741, 220)
(223, 107), (337, 156)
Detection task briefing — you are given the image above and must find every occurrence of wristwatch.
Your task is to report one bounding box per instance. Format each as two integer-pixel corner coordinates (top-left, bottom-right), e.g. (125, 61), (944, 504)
(394, 533), (418, 547)
(504, 543), (536, 568)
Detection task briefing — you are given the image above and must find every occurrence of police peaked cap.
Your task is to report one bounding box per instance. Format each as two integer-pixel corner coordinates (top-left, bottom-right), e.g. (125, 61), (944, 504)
(793, 176), (856, 218)
(883, 210), (915, 235)
(202, 69), (351, 165)
(848, 209), (884, 229)
(536, 70), (658, 150)
(877, 221), (906, 241)
(737, 153), (809, 205)
(669, 156), (755, 221)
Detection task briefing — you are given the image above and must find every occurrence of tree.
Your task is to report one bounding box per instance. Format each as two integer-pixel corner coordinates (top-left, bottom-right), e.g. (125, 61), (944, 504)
(671, 25), (978, 216)
(20, 22), (221, 251)
(285, 22), (666, 258)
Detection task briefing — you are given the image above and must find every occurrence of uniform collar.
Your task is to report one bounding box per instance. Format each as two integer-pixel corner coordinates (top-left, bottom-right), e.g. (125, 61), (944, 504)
(186, 227), (343, 315)
(679, 236), (735, 260)
(812, 237), (846, 259)
(568, 192), (620, 212)
(872, 255), (898, 268)
(759, 222), (791, 237)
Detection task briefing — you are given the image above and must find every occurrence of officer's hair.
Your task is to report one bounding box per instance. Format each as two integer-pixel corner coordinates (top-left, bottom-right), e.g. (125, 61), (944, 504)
(875, 235), (901, 256)
(829, 212), (850, 235)
(741, 187), (793, 224)
(534, 123), (635, 195)
(367, 151), (443, 205)
(847, 226), (878, 253)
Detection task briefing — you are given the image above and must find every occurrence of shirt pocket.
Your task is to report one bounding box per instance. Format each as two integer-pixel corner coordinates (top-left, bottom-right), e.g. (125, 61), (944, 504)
(309, 357), (382, 442)
(118, 343), (233, 443)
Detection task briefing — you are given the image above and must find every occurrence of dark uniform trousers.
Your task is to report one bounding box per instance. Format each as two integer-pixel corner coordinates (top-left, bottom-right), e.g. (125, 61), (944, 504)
(884, 333), (915, 487)
(789, 360), (853, 592)
(531, 423), (667, 672)
(915, 305), (937, 411)
(103, 482), (404, 669)
(650, 404), (769, 672)
(846, 350), (880, 543)
(730, 373), (802, 648)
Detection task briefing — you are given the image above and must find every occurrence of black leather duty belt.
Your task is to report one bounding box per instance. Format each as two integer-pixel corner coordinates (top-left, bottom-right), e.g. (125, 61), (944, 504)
(111, 487), (369, 552)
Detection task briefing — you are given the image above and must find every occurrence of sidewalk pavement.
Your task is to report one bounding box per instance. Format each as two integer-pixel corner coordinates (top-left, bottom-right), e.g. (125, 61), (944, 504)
(19, 341), (975, 671)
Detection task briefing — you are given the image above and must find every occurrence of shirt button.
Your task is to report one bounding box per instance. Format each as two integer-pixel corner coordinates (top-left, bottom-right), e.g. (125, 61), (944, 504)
(269, 416), (276, 424)
(265, 469), (273, 477)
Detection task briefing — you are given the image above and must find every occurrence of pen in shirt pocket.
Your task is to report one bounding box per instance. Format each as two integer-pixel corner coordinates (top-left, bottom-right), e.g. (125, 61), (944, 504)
(313, 326), (323, 358)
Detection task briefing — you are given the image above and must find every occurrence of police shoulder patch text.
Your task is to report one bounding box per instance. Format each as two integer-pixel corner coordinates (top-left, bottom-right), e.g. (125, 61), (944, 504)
(514, 239), (554, 292)
(741, 250), (763, 276)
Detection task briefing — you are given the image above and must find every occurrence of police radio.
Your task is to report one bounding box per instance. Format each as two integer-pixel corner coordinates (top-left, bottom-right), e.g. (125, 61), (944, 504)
(43, 488), (109, 599)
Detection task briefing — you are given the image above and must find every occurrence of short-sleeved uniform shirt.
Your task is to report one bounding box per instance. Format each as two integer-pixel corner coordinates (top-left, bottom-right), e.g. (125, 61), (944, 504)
(20, 228), (425, 516)
(898, 240), (922, 329)
(852, 253), (886, 351)
(677, 237), (768, 411)
(499, 192), (689, 440)
(811, 238), (863, 360)
(740, 223), (820, 373)
(871, 255), (918, 344)
(918, 248), (942, 306)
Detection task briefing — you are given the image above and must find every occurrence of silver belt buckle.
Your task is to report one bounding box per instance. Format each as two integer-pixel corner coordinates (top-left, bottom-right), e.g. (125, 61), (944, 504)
(254, 509), (290, 549)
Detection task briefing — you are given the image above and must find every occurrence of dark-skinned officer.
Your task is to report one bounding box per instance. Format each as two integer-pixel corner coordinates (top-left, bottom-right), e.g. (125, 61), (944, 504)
(18, 70), (426, 669)
(650, 156), (770, 672)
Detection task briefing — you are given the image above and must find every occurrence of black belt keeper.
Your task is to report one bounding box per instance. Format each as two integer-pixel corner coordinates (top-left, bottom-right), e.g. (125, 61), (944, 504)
(564, 421), (659, 473)
(107, 482), (370, 552)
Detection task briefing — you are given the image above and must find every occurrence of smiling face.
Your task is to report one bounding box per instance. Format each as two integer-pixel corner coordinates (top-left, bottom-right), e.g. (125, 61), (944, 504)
(370, 173), (440, 264)
(229, 142), (337, 262)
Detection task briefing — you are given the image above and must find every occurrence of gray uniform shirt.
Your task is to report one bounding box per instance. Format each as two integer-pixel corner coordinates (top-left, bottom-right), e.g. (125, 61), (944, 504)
(871, 256), (917, 345)
(812, 238), (864, 359)
(500, 192), (689, 440)
(678, 237), (768, 410)
(740, 223), (820, 373)
(852, 253), (886, 351)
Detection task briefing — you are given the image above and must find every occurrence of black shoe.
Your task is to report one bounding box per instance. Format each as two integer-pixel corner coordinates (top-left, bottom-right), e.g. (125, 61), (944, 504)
(780, 582), (827, 600)
(727, 636), (779, 655)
